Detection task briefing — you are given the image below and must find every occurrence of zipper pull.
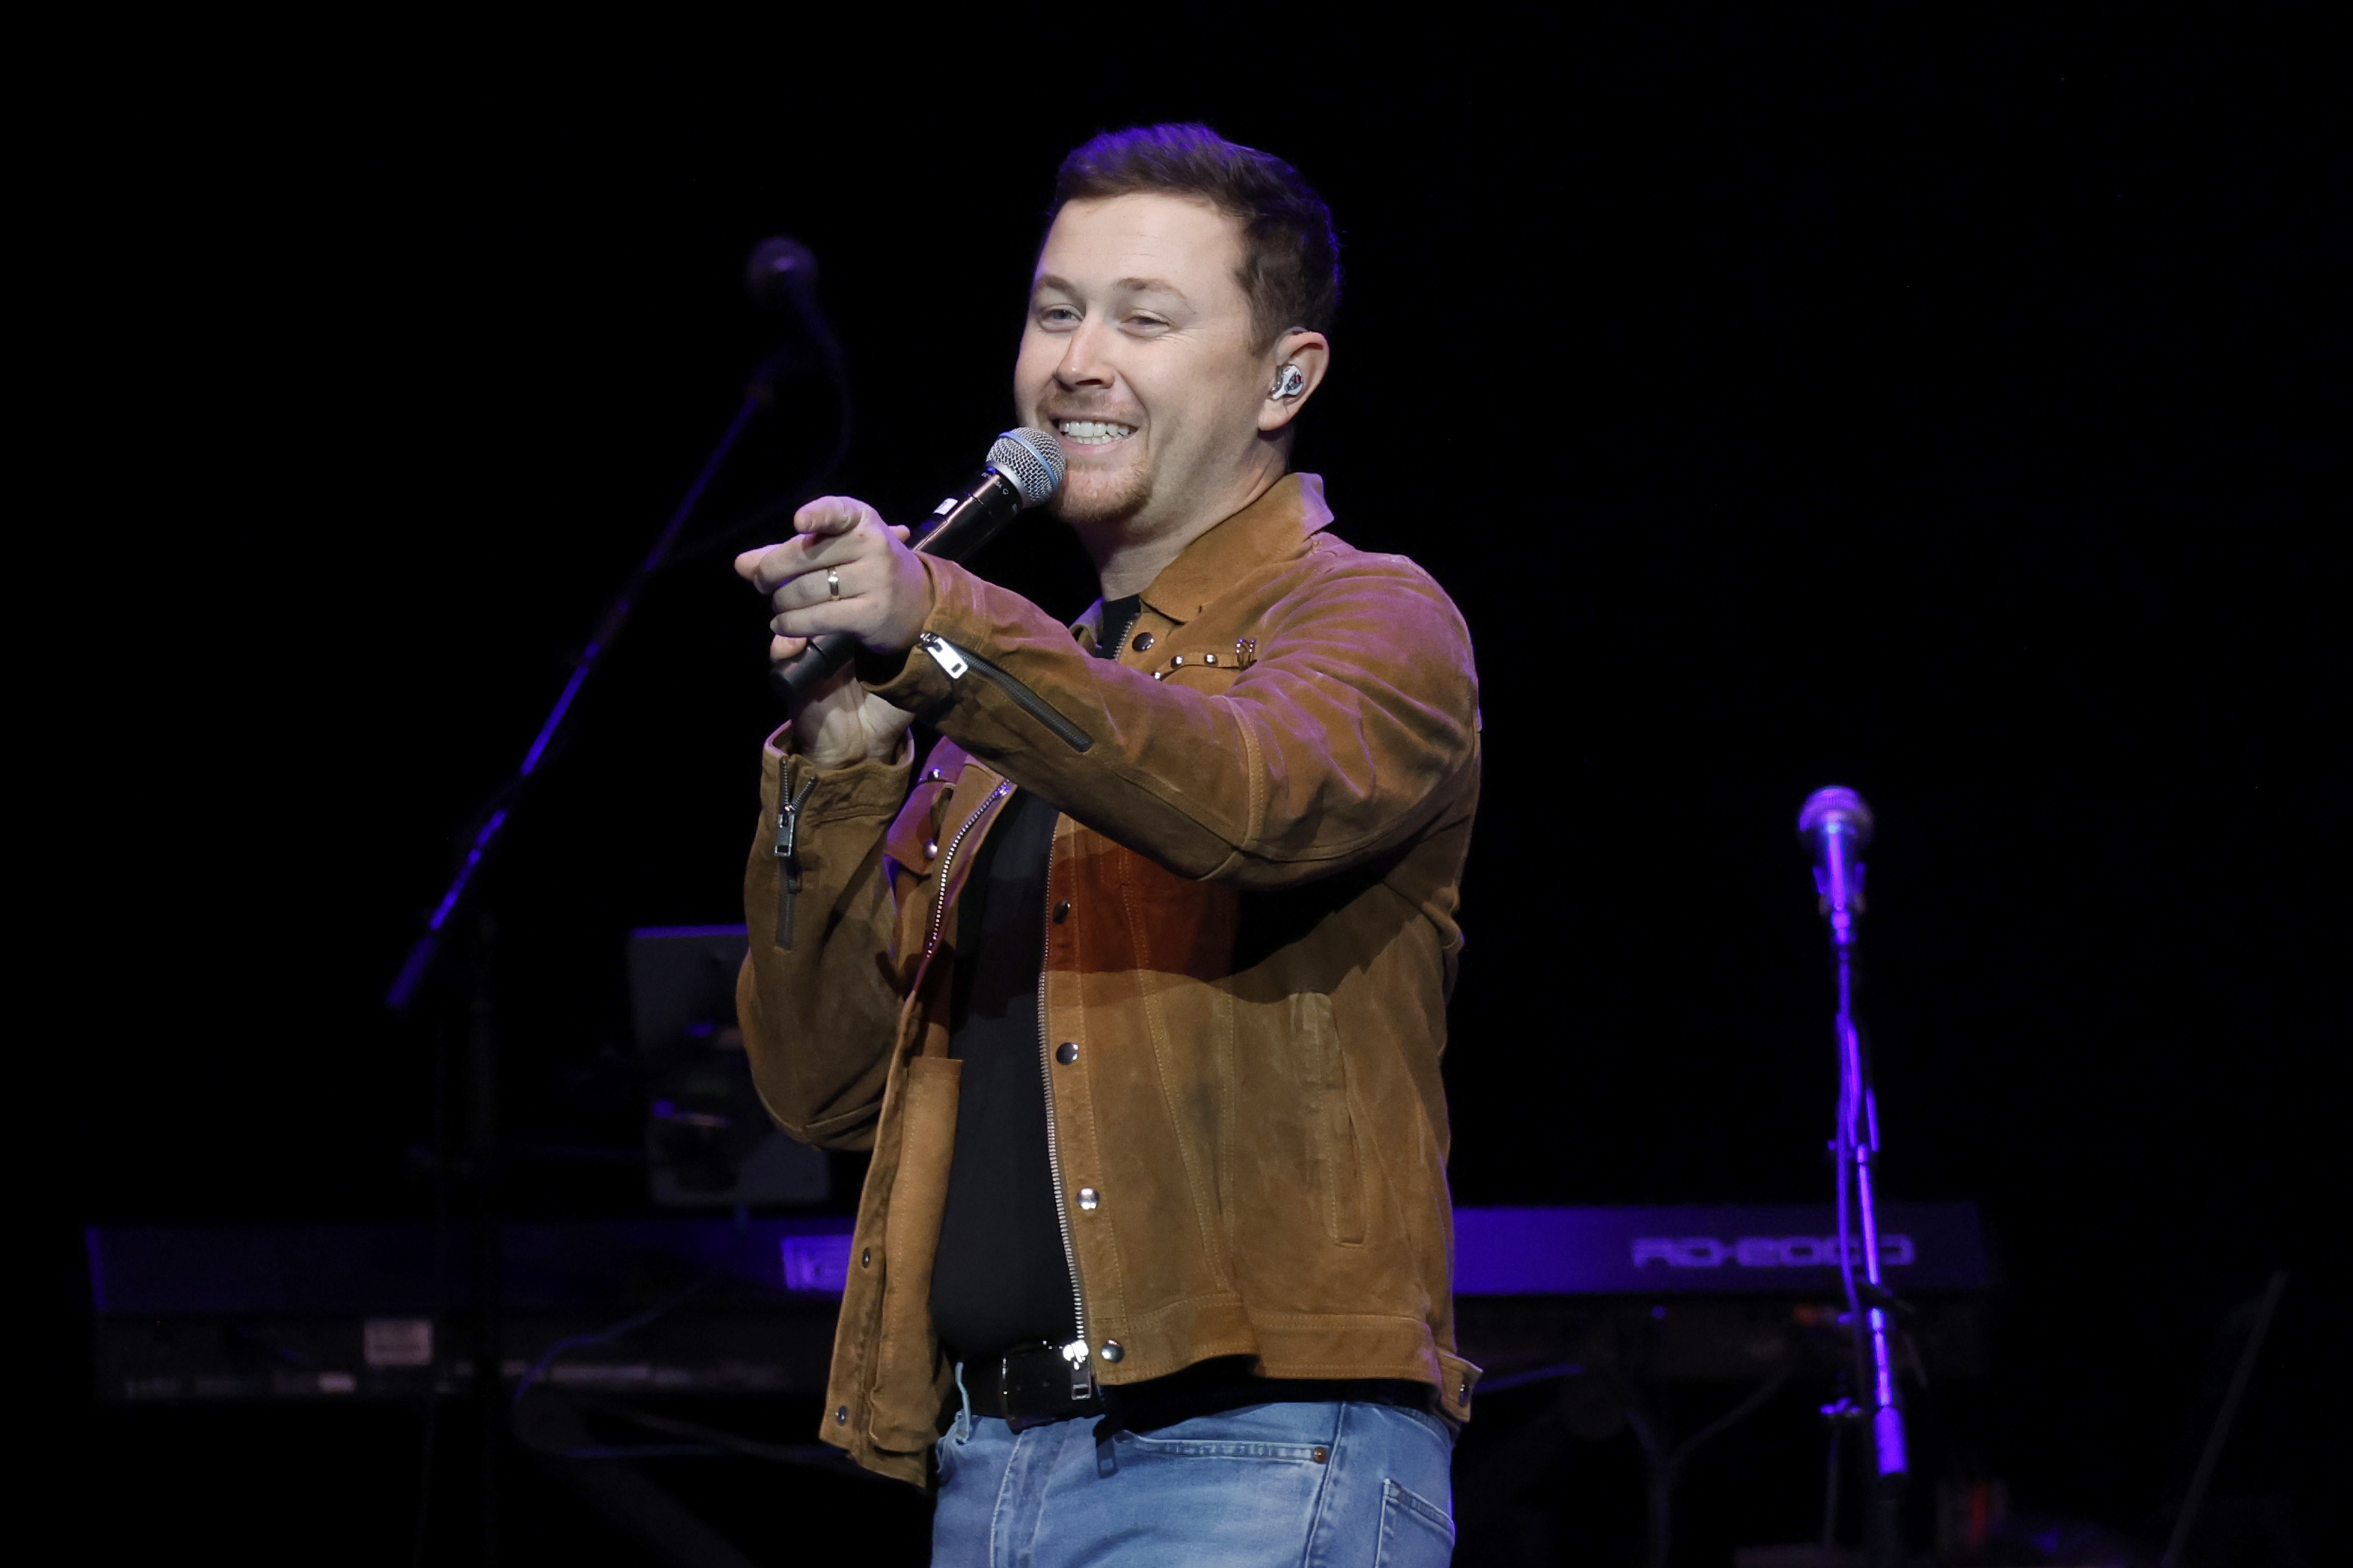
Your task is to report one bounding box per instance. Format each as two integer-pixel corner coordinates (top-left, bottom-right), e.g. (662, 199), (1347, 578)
(775, 771), (816, 862)
(772, 770), (817, 950)
(918, 631), (970, 680)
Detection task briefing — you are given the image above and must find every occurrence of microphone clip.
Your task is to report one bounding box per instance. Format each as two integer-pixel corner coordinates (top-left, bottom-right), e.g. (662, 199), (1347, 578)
(1813, 860), (1867, 917)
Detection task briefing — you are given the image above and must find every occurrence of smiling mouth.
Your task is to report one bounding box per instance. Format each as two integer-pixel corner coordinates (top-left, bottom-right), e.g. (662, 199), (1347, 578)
(1054, 418), (1136, 447)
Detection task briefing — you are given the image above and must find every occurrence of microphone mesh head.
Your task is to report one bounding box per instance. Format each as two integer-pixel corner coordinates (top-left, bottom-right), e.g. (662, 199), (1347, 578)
(989, 427), (1066, 508)
(1797, 786), (1875, 850)
(744, 236), (818, 309)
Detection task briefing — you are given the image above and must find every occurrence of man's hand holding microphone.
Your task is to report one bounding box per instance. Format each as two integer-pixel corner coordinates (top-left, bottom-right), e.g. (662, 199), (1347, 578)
(734, 496), (926, 769)
(733, 427), (1067, 769)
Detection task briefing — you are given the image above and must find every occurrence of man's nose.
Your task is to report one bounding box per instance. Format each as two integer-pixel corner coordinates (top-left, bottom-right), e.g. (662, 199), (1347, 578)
(1055, 320), (1116, 389)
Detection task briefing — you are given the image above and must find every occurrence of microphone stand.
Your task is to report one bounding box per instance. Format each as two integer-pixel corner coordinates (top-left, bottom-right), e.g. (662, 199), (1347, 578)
(385, 344), (808, 1014)
(1806, 796), (1908, 1568)
(387, 231), (852, 1014)
(384, 287), (847, 1563)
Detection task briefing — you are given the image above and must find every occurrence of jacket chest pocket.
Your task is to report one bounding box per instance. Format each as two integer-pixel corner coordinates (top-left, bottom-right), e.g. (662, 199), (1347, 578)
(1289, 992), (1367, 1247)
(884, 779), (954, 882)
(882, 779), (955, 969)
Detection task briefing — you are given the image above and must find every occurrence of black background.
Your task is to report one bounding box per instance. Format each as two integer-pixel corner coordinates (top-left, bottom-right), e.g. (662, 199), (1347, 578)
(51, 7), (2344, 1564)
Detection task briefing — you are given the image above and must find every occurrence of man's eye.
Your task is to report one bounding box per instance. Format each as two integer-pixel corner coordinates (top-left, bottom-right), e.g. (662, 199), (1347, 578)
(1125, 314), (1169, 332)
(1037, 305), (1080, 326)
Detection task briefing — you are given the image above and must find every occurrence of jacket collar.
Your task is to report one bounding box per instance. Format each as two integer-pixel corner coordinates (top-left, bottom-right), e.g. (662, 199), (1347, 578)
(1070, 473), (1332, 644)
(1094, 471), (1331, 620)
(1142, 471), (1331, 625)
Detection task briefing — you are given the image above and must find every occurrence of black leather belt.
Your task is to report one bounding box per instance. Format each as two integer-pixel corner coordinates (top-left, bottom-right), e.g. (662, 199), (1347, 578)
(964, 1342), (1101, 1430)
(960, 1347), (1452, 1437)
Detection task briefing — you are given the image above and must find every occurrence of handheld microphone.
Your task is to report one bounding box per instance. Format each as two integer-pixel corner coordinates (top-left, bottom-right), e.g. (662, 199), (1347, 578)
(1798, 785), (1875, 926)
(766, 427), (1066, 709)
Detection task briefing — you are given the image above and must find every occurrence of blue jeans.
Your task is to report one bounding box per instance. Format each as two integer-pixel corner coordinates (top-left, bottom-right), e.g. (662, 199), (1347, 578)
(931, 1389), (1456, 1567)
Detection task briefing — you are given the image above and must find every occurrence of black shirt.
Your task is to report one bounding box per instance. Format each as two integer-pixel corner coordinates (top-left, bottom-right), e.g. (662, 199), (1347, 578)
(926, 598), (1142, 1363)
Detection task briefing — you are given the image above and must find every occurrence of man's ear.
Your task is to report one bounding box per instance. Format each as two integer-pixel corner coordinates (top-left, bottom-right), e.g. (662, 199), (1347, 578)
(1257, 330), (1331, 434)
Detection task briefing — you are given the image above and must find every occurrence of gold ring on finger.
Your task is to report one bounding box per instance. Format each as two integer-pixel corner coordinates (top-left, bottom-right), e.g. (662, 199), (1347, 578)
(826, 567), (842, 600)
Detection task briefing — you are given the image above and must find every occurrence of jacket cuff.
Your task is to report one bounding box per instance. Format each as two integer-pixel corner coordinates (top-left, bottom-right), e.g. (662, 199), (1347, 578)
(761, 725), (913, 825)
(864, 556), (972, 715)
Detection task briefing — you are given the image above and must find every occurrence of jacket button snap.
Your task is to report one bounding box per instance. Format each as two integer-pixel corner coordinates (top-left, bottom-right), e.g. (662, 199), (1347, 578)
(834, 1405), (849, 1424)
(1053, 900), (1071, 923)
(1170, 655), (1185, 668)
(1077, 1186), (1099, 1210)
(1099, 1341), (1124, 1363)
(1056, 1041), (1078, 1065)
(923, 839), (938, 859)
(1204, 652), (1218, 665)
(1312, 1446), (1330, 1463)
(1132, 632), (1155, 652)
(860, 1248), (871, 1268)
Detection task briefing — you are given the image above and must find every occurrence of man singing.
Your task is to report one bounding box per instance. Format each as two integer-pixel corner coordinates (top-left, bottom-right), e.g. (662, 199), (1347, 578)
(734, 124), (1480, 1565)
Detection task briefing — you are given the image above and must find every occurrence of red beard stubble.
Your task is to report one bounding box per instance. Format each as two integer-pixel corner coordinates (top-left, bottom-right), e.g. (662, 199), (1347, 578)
(1049, 447), (1154, 529)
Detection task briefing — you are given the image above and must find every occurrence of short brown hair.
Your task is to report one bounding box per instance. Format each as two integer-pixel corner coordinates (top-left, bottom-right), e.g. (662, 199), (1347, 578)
(1053, 123), (1341, 354)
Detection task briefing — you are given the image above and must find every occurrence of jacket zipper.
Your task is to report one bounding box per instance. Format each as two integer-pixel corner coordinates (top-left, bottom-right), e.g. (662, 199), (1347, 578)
(918, 632), (1094, 753)
(1035, 823), (1095, 1397)
(924, 779), (1011, 959)
(854, 776), (1003, 1439)
(771, 770), (818, 950)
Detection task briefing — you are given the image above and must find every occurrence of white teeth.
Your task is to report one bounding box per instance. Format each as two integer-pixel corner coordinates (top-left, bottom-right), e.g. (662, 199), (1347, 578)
(1055, 419), (1135, 446)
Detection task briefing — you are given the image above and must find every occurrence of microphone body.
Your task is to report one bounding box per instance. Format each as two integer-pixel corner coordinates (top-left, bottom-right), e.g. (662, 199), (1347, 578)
(766, 428), (1064, 709)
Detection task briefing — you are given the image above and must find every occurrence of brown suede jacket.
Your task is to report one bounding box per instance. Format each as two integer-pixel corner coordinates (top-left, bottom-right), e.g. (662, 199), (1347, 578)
(736, 472), (1483, 1484)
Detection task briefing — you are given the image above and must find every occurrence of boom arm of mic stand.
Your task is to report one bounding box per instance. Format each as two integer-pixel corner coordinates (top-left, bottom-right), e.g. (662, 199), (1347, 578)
(387, 344), (802, 1013)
